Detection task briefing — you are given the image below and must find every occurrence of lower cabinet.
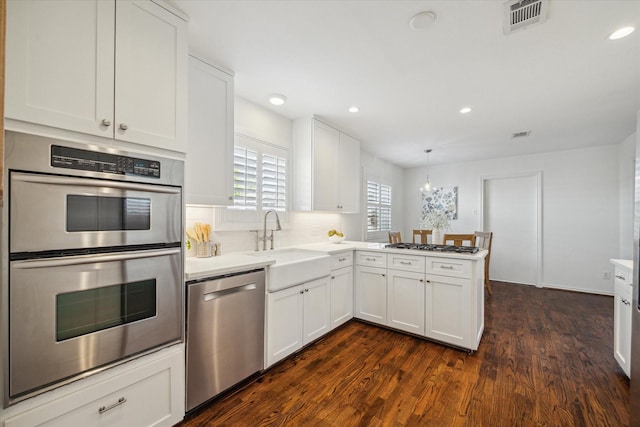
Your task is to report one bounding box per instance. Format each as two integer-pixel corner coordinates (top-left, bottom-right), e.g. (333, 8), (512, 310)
(424, 274), (471, 348)
(613, 262), (632, 377)
(330, 266), (354, 329)
(354, 265), (387, 325)
(387, 269), (425, 335)
(266, 276), (330, 367)
(4, 345), (185, 427)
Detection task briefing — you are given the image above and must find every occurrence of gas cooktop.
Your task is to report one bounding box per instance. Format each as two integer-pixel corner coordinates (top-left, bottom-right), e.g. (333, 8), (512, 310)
(385, 242), (479, 254)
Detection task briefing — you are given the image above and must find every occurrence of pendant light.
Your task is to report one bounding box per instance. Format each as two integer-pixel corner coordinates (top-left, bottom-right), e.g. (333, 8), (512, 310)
(420, 149), (432, 193)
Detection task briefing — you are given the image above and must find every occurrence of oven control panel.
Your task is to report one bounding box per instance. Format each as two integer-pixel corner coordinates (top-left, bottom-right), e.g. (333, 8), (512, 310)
(51, 145), (160, 178)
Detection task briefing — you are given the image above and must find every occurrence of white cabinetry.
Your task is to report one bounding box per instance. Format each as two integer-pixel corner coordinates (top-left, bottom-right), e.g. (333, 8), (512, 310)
(266, 276), (330, 367)
(387, 255), (426, 335)
(5, 0), (187, 152)
(354, 252), (388, 325)
(424, 274), (471, 348)
(3, 345), (185, 427)
(330, 252), (354, 329)
(186, 56), (234, 205)
(612, 260), (633, 377)
(292, 118), (361, 212)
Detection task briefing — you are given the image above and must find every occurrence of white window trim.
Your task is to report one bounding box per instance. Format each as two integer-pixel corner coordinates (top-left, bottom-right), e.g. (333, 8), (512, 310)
(366, 179), (393, 242)
(215, 133), (289, 231)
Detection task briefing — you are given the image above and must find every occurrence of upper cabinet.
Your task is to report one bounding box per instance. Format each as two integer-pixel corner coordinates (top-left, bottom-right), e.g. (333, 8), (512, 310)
(293, 118), (361, 213)
(185, 55), (234, 206)
(5, 0), (188, 153)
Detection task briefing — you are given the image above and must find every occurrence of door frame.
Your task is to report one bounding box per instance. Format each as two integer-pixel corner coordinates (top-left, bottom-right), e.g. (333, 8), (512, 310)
(479, 170), (543, 287)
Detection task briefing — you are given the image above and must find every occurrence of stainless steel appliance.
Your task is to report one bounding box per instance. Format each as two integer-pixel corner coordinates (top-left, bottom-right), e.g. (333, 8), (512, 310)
(186, 270), (265, 412)
(385, 242), (480, 254)
(3, 132), (184, 406)
(630, 113), (640, 425)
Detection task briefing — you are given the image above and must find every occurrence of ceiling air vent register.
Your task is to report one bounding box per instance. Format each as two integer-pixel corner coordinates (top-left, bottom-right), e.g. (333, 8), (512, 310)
(503, 0), (549, 34)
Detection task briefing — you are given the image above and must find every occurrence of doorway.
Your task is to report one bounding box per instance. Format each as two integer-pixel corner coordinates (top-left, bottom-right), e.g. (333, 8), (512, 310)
(481, 172), (542, 286)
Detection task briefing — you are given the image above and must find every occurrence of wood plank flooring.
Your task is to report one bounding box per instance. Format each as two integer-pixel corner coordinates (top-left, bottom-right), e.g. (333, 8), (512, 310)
(179, 281), (630, 426)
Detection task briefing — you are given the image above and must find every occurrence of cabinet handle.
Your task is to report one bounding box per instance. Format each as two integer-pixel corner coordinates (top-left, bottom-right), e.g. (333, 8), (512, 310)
(616, 274), (626, 281)
(419, 279), (424, 282)
(399, 261), (412, 265)
(305, 289), (309, 292)
(622, 298), (631, 306)
(101, 119), (111, 127)
(439, 265), (454, 270)
(338, 257), (347, 262)
(366, 257), (377, 262)
(381, 273), (386, 277)
(299, 290), (304, 294)
(119, 123), (129, 131)
(331, 276), (336, 279)
(99, 397), (127, 414)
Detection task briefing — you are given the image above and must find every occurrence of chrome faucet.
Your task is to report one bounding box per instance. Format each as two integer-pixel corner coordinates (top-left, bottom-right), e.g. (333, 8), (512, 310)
(250, 209), (282, 251)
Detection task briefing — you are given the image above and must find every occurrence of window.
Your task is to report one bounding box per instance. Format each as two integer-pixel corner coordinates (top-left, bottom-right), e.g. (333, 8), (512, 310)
(367, 180), (392, 232)
(227, 134), (288, 223)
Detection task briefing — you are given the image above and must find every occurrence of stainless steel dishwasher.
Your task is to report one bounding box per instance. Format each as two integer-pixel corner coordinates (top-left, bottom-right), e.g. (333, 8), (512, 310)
(186, 269), (265, 411)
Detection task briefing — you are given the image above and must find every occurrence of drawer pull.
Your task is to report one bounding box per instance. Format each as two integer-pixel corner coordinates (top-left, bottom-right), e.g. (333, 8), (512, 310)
(99, 397), (127, 414)
(622, 298), (631, 306)
(338, 257), (348, 262)
(366, 257), (377, 262)
(399, 261), (412, 265)
(616, 274), (626, 281)
(439, 265), (454, 270)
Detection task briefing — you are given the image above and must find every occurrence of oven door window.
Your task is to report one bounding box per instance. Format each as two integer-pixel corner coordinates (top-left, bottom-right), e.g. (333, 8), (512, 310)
(66, 195), (151, 231)
(56, 280), (157, 341)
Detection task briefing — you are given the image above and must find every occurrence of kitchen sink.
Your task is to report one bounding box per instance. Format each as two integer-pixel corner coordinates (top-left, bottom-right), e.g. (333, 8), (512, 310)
(247, 249), (331, 292)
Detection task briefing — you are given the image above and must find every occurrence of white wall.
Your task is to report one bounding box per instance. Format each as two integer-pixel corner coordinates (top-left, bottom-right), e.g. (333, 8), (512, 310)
(404, 144), (627, 295)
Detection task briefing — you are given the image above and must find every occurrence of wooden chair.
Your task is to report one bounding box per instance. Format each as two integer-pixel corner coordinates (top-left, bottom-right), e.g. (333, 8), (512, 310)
(442, 233), (476, 247)
(475, 231), (493, 295)
(412, 229), (432, 244)
(388, 231), (402, 244)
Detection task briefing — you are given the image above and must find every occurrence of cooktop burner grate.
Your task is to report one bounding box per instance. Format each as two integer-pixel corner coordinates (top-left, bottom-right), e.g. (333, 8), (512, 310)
(385, 242), (479, 254)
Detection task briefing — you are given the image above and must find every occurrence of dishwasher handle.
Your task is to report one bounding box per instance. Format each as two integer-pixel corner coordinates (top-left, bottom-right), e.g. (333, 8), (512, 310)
(203, 283), (258, 301)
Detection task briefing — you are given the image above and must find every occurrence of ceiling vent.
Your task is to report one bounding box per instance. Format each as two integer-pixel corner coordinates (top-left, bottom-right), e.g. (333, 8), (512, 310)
(503, 0), (549, 34)
(512, 130), (531, 138)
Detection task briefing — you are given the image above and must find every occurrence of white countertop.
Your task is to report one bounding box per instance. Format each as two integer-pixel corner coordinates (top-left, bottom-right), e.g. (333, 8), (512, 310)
(610, 259), (633, 271)
(185, 240), (487, 281)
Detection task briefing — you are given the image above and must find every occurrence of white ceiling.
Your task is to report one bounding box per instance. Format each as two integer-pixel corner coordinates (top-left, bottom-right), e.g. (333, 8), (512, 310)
(173, 0), (640, 168)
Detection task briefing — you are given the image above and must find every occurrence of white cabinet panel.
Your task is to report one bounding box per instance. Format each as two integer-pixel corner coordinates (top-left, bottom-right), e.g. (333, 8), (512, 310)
(387, 269), (425, 335)
(387, 253), (425, 273)
(186, 56), (234, 205)
(354, 265), (387, 324)
(267, 285), (304, 367)
(337, 132), (360, 212)
(613, 264), (632, 377)
(311, 120), (340, 211)
(424, 274), (471, 349)
(330, 266), (354, 329)
(5, 0), (115, 137)
(303, 276), (331, 344)
(356, 251), (386, 268)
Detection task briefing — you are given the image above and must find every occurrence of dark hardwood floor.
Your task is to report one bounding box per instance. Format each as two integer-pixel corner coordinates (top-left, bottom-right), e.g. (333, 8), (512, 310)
(179, 281), (630, 426)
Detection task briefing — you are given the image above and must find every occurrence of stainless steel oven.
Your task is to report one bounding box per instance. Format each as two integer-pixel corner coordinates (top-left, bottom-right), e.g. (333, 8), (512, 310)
(3, 132), (184, 406)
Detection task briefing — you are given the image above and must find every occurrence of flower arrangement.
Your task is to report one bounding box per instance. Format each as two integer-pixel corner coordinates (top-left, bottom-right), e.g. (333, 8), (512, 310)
(420, 210), (451, 231)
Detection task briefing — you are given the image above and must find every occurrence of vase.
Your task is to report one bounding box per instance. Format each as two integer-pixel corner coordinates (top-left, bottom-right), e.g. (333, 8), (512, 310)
(432, 228), (441, 245)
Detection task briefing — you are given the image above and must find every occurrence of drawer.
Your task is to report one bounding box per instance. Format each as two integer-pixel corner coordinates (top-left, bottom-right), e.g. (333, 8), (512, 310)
(426, 257), (472, 279)
(615, 275), (632, 299)
(331, 251), (353, 269)
(387, 253), (425, 273)
(356, 251), (386, 268)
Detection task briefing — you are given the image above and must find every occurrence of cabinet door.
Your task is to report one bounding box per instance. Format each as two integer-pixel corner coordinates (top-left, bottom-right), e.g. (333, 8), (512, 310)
(5, 0), (114, 137)
(303, 276), (331, 344)
(312, 120), (339, 211)
(354, 266), (387, 325)
(186, 56), (234, 205)
(115, 0), (187, 152)
(425, 274), (471, 349)
(267, 286), (304, 367)
(330, 266), (354, 330)
(337, 132), (360, 213)
(387, 270), (425, 335)
(614, 282), (632, 377)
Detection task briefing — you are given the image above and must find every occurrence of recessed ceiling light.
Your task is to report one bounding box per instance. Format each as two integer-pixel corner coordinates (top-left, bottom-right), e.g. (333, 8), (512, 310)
(409, 11), (436, 31)
(268, 94), (286, 106)
(460, 107), (472, 114)
(609, 26), (635, 40)
(349, 106), (359, 113)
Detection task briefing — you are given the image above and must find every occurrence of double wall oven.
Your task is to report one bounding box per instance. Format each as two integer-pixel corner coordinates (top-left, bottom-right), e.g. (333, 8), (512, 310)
(3, 132), (184, 406)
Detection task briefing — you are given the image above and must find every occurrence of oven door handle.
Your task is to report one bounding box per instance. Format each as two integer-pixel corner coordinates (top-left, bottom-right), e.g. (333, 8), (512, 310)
(11, 248), (181, 269)
(13, 173), (181, 194)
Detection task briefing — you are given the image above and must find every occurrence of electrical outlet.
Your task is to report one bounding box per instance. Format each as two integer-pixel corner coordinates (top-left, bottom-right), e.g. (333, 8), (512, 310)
(602, 271), (611, 280)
